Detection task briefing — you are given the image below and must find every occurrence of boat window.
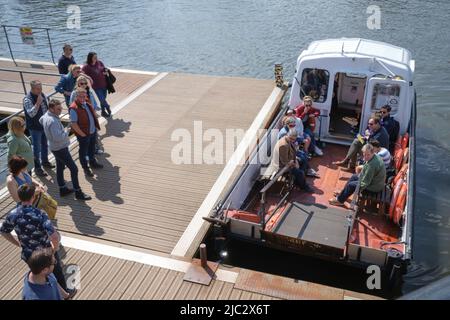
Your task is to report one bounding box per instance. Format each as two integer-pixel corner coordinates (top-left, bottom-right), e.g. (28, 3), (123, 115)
(300, 68), (330, 103)
(370, 83), (401, 115)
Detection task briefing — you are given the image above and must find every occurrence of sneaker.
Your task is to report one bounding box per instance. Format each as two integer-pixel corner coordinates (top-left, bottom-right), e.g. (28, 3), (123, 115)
(303, 185), (314, 193)
(35, 168), (48, 177)
(306, 168), (320, 178)
(42, 162), (55, 169)
(59, 187), (74, 197)
(89, 162), (104, 169)
(95, 149), (104, 155)
(329, 197), (345, 207)
(83, 168), (94, 177)
(101, 111), (110, 118)
(75, 191), (92, 201)
(314, 145), (323, 156)
(65, 288), (78, 300)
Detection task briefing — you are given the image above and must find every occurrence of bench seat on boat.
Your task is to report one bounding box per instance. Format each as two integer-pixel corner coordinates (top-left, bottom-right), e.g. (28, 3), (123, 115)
(357, 185), (389, 216)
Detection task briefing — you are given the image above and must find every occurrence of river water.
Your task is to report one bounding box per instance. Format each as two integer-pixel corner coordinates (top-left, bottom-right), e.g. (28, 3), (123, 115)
(1, 0), (450, 296)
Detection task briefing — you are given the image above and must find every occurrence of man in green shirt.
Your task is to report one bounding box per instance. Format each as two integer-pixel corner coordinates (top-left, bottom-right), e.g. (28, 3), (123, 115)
(329, 143), (386, 207)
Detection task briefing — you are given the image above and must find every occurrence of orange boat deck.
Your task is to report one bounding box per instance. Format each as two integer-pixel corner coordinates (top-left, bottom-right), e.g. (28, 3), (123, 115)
(249, 143), (402, 252)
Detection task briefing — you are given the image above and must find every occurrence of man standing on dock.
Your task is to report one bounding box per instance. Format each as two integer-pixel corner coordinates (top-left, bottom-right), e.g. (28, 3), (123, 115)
(23, 80), (55, 177)
(69, 89), (103, 177)
(57, 44), (76, 75)
(40, 99), (91, 200)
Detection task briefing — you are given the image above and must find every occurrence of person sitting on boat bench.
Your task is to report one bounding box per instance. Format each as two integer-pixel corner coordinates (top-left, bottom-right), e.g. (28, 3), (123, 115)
(333, 115), (389, 171)
(294, 96), (323, 156)
(379, 105), (400, 153)
(278, 116), (319, 178)
(355, 139), (391, 174)
(329, 143), (386, 207)
(269, 128), (313, 193)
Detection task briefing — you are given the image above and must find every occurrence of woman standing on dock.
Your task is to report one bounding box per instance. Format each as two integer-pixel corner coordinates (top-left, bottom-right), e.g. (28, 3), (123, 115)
(81, 52), (112, 118)
(6, 117), (34, 174)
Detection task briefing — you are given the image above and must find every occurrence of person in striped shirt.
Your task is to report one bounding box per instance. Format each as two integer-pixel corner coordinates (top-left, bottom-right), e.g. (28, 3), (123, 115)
(355, 139), (391, 174)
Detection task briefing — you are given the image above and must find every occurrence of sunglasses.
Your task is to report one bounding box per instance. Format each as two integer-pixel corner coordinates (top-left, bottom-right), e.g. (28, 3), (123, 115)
(368, 123), (375, 126)
(79, 82), (88, 85)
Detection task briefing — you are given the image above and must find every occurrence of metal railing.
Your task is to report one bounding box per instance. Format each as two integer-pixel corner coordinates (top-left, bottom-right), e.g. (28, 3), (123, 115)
(1, 25), (57, 66)
(0, 67), (67, 176)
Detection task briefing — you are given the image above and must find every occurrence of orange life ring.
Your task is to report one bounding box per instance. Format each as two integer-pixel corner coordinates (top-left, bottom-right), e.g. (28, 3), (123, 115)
(393, 163), (408, 186)
(402, 147), (409, 166)
(394, 183), (408, 225)
(227, 210), (260, 224)
(401, 133), (409, 149)
(389, 178), (404, 219)
(394, 135), (402, 153)
(394, 149), (404, 171)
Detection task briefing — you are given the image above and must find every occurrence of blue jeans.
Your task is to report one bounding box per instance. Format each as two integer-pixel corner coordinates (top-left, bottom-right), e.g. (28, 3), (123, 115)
(94, 88), (110, 113)
(52, 147), (80, 191)
(296, 150), (309, 172)
(77, 132), (97, 169)
(304, 128), (317, 153)
(337, 174), (359, 203)
(291, 167), (307, 189)
(29, 129), (49, 169)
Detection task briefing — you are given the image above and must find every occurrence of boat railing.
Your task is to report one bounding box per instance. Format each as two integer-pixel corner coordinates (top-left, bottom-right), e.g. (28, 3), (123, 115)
(1, 25), (57, 66)
(0, 67), (68, 177)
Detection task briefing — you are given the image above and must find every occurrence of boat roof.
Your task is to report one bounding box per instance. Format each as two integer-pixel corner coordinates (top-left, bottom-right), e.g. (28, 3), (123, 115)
(302, 38), (412, 67)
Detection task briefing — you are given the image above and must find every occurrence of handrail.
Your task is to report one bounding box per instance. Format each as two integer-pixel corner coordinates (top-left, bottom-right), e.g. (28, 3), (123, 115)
(1, 24), (57, 66)
(260, 165), (290, 194)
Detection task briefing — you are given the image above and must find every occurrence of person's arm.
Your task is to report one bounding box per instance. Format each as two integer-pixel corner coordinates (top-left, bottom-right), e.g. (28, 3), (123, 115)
(70, 123), (86, 137)
(55, 76), (69, 96)
(69, 91), (75, 105)
(359, 162), (375, 190)
(57, 283), (69, 299)
(89, 90), (101, 112)
(7, 138), (19, 161)
(311, 107), (320, 117)
(23, 95), (42, 118)
(1, 232), (20, 247)
(69, 109), (86, 137)
(31, 176), (47, 193)
(6, 178), (20, 203)
(279, 144), (290, 167)
(49, 231), (60, 252)
(0, 213), (21, 247)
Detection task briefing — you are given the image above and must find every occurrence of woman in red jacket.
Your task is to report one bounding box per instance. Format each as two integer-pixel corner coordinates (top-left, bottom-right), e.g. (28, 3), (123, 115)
(294, 96), (323, 156)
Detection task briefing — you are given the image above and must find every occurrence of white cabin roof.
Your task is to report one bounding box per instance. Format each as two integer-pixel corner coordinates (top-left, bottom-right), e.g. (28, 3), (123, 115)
(302, 38), (412, 67)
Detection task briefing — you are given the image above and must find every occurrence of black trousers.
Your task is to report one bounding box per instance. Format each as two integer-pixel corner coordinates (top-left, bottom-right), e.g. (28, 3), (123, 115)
(52, 251), (68, 291)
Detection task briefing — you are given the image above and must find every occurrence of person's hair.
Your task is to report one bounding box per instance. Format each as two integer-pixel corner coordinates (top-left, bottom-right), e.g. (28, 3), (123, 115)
(86, 52), (97, 65)
(74, 75), (91, 90)
(30, 80), (41, 89)
(362, 143), (375, 154)
(303, 96), (313, 104)
(369, 139), (380, 149)
(74, 87), (88, 100)
(8, 155), (28, 176)
(283, 116), (295, 126)
(7, 116), (25, 135)
(68, 64), (81, 73)
(63, 43), (72, 51)
(48, 99), (62, 110)
(17, 184), (36, 202)
(27, 248), (54, 275)
(381, 105), (392, 112)
(369, 115), (381, 125)
(287, 128), (298, 138)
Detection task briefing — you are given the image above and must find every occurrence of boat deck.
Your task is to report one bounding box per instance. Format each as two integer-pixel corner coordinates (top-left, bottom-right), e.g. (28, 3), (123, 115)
(254, 144), (401, 252)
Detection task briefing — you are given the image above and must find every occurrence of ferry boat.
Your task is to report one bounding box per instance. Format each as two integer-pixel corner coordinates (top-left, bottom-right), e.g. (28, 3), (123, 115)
(204, 38), (416, 286)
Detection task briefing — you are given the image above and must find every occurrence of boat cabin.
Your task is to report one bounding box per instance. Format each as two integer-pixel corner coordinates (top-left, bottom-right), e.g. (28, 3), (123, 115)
(288, 38), (415, 145)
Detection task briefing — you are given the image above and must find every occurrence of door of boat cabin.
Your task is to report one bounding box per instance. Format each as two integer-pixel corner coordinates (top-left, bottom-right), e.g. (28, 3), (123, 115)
(328, 72), (367, 141)
(360, 77), (408, 134)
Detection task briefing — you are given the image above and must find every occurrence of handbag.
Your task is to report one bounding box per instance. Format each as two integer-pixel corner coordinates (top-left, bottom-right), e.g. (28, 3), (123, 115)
(34, 192), (58, 220)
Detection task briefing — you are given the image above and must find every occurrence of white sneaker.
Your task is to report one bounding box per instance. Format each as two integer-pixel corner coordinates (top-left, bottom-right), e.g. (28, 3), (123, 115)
(307, 168), (320, 178)
(314, 145), (323, 156)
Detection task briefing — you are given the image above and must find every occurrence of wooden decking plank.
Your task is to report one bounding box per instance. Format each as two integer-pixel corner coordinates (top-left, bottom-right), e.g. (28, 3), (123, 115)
(151, 270), (179, 300)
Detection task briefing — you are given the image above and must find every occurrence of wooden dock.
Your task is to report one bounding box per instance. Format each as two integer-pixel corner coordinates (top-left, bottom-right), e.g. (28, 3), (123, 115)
(0, 58), (381, 300)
